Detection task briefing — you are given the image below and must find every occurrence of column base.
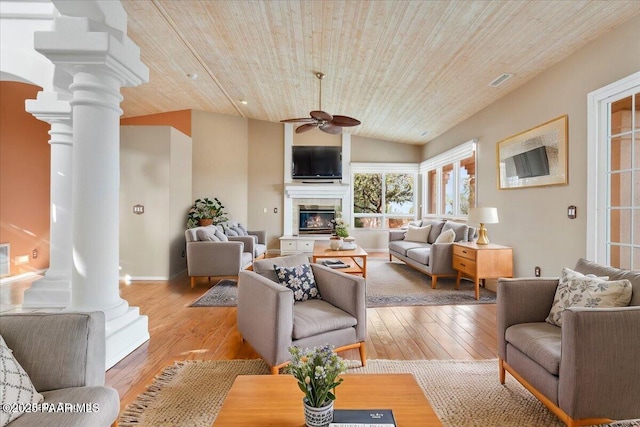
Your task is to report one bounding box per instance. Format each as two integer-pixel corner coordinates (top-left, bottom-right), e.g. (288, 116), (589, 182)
(105, 306), (149, 369)
(22, 276), (71, 308)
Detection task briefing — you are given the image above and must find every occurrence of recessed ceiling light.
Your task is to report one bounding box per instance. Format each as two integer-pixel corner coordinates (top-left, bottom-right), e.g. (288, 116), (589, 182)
(420, 130), (430, 137)
(187, 73), (198, 80)
(239, 100), (248, 105)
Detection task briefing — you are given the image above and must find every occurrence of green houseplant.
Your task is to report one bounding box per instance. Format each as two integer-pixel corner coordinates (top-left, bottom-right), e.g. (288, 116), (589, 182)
(187, 197), (228, 228)
(287, 345), (346, 427)
(332, 218), (349, 238)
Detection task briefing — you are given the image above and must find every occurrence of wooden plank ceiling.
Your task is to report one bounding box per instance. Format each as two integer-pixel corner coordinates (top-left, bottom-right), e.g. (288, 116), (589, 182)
(120, 0), (640, 145)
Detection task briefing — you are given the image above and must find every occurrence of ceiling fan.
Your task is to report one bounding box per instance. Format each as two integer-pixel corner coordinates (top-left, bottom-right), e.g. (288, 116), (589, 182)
(281, 72), (361, 134)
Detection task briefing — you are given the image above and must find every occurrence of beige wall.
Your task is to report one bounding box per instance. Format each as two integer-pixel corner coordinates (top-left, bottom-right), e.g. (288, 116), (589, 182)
(352, 135), (421, 162)
(422, 15), (640, 277)
(248, 119), (285, 249)
(192, 110), (249, 224)
(120, 126), (192, 279)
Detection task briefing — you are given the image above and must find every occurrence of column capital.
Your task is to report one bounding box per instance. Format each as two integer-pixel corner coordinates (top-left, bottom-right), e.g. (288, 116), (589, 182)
(25, 91), (71, 122)
(34, 15), (148, 87)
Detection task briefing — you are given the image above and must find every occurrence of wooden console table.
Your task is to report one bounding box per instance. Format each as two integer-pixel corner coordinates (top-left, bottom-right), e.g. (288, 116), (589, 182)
(452, 241), (513, 300)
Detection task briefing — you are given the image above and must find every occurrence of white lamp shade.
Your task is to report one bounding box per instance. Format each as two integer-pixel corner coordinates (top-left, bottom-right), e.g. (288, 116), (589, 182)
(468, 207), (499, 224)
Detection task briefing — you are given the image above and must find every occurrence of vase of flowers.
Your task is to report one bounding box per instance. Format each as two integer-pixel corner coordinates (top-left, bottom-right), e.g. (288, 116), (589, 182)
(287, 345), (347, 427)
(187, 197), (228, 228)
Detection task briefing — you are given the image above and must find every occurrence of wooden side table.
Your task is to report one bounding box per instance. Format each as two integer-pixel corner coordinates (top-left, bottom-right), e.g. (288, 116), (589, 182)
(452, 241), (513, 300)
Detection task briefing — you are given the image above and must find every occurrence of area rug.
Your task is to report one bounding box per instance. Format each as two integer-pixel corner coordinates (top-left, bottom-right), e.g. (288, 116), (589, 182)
(118, 359), (638, 427)
(189, 280), (237, 307)
(188, 259), (496, 308)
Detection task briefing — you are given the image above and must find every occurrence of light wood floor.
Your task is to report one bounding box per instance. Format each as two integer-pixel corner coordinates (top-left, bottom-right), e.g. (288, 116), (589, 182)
(1, 255), (498, 416)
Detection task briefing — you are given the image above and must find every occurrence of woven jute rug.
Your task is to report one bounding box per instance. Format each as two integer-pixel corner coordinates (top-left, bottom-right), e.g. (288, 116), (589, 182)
(118, 358), (637, 427)
(188, 259), (496, 308)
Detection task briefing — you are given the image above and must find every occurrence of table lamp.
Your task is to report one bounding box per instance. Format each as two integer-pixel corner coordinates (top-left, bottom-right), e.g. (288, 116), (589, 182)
(468, 207), (499, 245)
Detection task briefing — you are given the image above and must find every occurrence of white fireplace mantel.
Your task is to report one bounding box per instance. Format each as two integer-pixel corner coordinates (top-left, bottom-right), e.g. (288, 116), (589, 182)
(285, 183), (350, 199)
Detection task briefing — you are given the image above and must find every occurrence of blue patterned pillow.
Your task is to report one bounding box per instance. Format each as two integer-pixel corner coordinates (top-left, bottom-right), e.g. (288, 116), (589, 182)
(274, 264), (321, 302)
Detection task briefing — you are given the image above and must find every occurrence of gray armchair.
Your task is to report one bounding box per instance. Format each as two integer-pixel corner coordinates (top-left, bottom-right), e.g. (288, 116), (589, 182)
(185, 226), (253, 288)
(237, 254), (367, 374)
(0, 312), (119, 427)
(497, 258), (640, 427)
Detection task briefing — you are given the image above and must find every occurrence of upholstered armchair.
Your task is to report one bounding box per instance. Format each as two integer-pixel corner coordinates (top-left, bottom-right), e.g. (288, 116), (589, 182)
(497, 258), (640, 427)
(185, 226), (253, 288)
(0, 312), (119, 427)
(237, 254), (367, 374)
(218, 221), (267, 259)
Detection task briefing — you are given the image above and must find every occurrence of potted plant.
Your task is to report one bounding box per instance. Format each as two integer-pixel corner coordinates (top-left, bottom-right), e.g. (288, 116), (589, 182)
(287, 345), (346, 427)
(187, 197), (228, 228)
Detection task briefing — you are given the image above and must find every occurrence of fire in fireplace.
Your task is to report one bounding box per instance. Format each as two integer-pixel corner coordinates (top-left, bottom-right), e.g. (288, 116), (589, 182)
(299, 209), (336, 234)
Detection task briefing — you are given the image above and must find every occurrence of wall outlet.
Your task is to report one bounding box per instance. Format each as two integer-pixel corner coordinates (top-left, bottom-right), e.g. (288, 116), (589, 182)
(181, 250), (185, 258)
(534, 266), (541, 277)
(32, 249), (38, 259)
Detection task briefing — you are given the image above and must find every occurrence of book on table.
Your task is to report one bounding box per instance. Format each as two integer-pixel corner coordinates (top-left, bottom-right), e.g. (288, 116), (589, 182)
(329, 409), (396, 427)
(322, 259), (349, 268)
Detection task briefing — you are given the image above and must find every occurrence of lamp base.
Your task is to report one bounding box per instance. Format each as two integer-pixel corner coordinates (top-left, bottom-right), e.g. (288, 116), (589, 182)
(476, 224), (490, 245)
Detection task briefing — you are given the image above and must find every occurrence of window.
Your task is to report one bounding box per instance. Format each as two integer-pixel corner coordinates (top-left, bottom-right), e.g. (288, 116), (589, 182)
(351, 164), (418, 229)
(420, 140), (476, 217)
(587, 72), (640, 268)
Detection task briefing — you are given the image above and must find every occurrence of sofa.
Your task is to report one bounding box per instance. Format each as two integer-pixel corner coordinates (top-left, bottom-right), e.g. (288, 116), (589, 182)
(0, 312), (119, 427)
(218, 221), (267, 259)
(497, 258), (640, 427)
(388, 219), (476, 288)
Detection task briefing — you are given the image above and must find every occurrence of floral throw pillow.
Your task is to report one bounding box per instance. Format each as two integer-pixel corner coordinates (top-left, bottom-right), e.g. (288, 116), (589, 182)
(545, 267), (633, 327)
(274, 264), (321, 302)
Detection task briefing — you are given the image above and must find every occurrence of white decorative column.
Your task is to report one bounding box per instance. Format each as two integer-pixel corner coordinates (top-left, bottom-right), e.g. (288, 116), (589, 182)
(22, 91), (72, 308)
(34, 9), (149, 368)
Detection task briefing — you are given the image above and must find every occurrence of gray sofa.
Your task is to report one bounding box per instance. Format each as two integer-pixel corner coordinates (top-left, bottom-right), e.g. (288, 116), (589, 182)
(388, 219), (476, 288)
(237, 254), (367, 374)
(497, 258), (640, 427)
(0, 312), (119, 427)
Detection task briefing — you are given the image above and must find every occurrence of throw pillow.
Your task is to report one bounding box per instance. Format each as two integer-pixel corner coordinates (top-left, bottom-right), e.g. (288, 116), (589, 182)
(404, 224), (431, 243)
(214, 228), (228, 241)
(0, 335), (44, 426)
(442, 221), (470, 242)
(196, 226), (220, 242)
(237, 224), (249, 235)
(434, 228), (456, 243)
(224, 228), (238, 236)
(427, 220), (447, 243)
(274, 264), (321, 302)
(546, 267), (633, 327)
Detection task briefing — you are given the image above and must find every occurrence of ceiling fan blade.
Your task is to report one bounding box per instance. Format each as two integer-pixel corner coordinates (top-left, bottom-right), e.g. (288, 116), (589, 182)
(280, 118), (315, 123)
(310, 110), (333, 121)
(295, 123), (318, 134)
(319, 123), (342, 134)
(330, 115), (361, 127)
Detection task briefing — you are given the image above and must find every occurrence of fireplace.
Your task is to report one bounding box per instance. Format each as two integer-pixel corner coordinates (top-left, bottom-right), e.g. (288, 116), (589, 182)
(299, 209), (336, 234)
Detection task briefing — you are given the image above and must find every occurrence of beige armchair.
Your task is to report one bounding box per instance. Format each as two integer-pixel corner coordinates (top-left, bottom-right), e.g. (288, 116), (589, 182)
(497, 258), (640, 427)
(185, 226), (253, 288)
(0, 312), (119, 426)
(237, 254), (367, 374)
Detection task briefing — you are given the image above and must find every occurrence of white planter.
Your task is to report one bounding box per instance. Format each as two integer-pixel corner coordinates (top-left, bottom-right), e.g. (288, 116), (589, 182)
(303, 399), (334, 427)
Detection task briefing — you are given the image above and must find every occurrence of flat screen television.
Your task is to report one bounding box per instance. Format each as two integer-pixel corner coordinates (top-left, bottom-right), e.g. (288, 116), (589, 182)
(509, 146), (550, 178)
(292, 146), (342, 180)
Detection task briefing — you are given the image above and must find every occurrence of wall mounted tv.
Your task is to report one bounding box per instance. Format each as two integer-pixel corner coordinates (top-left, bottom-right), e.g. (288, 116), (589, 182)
(507, 146), (550, 179)
(292, 146), (342, 180)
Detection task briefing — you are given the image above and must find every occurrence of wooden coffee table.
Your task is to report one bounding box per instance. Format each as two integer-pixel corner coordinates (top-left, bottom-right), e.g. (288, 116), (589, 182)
(213, 374), (442, 426)
(312, 240), (368, 277)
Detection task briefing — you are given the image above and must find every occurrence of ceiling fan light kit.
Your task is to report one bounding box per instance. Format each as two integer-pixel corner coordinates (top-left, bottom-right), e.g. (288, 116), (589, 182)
(281, 72), (361, 134)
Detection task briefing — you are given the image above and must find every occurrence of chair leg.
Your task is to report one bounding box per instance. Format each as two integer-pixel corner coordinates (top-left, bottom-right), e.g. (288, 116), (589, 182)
(499, 358), (506, 384)
(432, 275), (438, 289)
(359, 343), (367, 366)
(270, 366), (280, 375)
(190, 276), (196, 288)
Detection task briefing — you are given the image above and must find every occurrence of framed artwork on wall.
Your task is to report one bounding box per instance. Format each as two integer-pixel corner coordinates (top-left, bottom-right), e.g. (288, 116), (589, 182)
(496, 115), (568, 189)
